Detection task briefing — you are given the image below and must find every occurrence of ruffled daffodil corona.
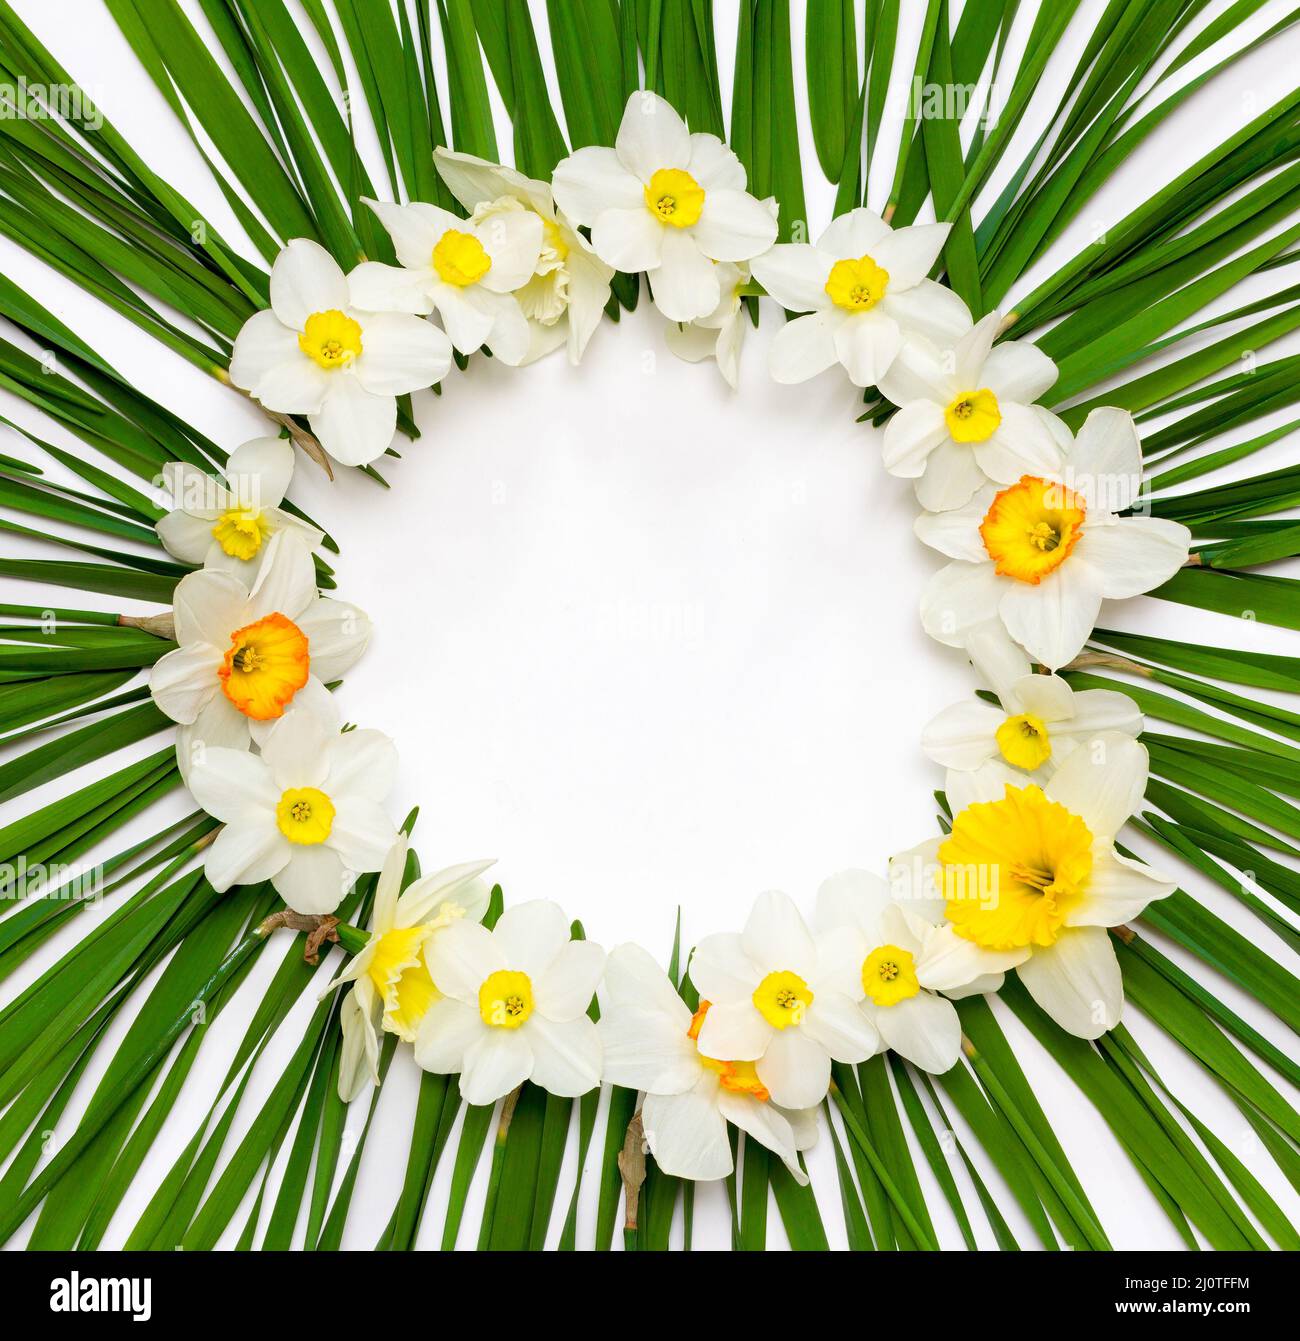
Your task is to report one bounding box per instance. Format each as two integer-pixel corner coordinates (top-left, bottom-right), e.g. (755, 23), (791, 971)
(188, 693), (398, 914)
(689, 890), (879, 1110)
(878, 312), (1068, 511)
(750, 207), (969, 387)
(552, 92), (778, 322)
(156, 437), (324, 580)
(892, 734), (1176, 1038)
(599, 944), (817, 1182)
(915, 408), (1191, 670)
(229, 239), (453, 467)
(324, 836), (495, 1101)
(414, 901), (605, 1105)
(148, 531), (370, 775)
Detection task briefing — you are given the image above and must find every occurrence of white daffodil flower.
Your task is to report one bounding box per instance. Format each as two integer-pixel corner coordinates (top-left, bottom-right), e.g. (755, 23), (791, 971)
(414, 901), (605, 1105)
(815, 871), (1025, 1073)
(324, 835), (494, 1102)
(432, 147), (615, 365)
(156, 437), (323, 580)
(878, 312), (1067, 511)
(188, 695), (398, 915)
(148, 530), (369, 776)
(916, 408), (1191, 671)
(689, 890), (880, 1110)
(598, 943), (818, 1183)
(229, 239), (452, 467)
(348, 196), (543, 366)
(750, 207), (968, 388)
(922, 663), (1142, 781)
(892, 734), (1175, 1038)
(552, 91), (778, 322)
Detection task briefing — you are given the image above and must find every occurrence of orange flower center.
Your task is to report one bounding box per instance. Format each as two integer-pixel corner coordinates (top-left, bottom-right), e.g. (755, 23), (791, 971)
(980, 475), (1086, 584)
(219, 612), (310, 720)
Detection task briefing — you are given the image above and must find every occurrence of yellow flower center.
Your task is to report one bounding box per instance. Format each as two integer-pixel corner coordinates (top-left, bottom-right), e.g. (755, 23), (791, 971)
(644, 168), (705, 227)
(938, 783), (1094, 950)
(752, 970), (814, 1030)
(432, 229), (492, 286)
(275, 785), (335, 845)
(297, 309), (362, 369)
(687, 1002), (770, 1100)
(980, 476), (1087, 584)
(945, 388), (1002, 443)
(478, 968), (533, 1029)
(218, 612), (310, 720)
(862, 944), (921, 1007)
(367, 925), (440, 1041)
(825, 255), (890, 312)
(996, 712), (1052, 770)
(211, 508), (269, 561)
(541, 215), (569, 262)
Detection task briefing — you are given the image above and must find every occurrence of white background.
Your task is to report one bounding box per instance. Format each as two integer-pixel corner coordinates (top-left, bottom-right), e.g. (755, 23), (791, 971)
(1, 0), (1299, 1250)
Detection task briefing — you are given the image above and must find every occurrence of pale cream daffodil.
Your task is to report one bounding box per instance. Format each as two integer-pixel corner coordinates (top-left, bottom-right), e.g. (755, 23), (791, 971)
(148, 530), (369, 777)
(188, 693), (398, 915)
(751, 207), (969, 388)
(916, 408), (1191, 671)
(814, 870), (1026, 1073)
(156, 436), (323, 580)
(689, 890), (879, 1111)
(552, 92), (778, 323)
(432, 147), (615, 365)
(324, 835), (494, 1101)
(229, 239), (452, 467)
(598, 943), (818, 1183)
(879, 312), (1067, 511)
(348, 196), (544, 365)
(891, 734), (1175, 1038)
(415, 901), (605, 1105)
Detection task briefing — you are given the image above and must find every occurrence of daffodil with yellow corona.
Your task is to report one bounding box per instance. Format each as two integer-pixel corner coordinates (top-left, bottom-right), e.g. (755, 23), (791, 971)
(892, 734), (1175, 1037)
(750, 206), (969, 387)
(156, 436), (323, 580)
(599, 943), (818, 1182)
(415, 901), (605, 1105)
(552, 91), (778, 322)
(188, 691), (398, 914)
(228, 239), (452, 467)
(323, 836), (495, 1101)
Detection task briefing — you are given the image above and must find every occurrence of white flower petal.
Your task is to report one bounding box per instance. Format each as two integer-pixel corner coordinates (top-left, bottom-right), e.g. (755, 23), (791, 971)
(309, 374), (397, 468)
(354, 312), (452, 395)
(260, 705), (331, 789)
(643, 1083), (734, 1180)
(876, 991), (962, 1072)
(974, 402), (1066, 483)
(687, 132), (746, 189)
(871, 222), (950, 291)
(188, 746), (278, 823)
(1069, 407), (1143, 509)
(489, 900), (572, 979)
(346, 260), (435, 315)
(461, 1027), (533, 1105)
(1010, 672), (1076, 721)
(998, 560), (1103, 671)
(750, 243), (832, 312)
(176, 690), (251, 782)
(293, 597), (371, 681)
(426, 920), (506, 1004)
(432, 281), (499, 355)
(717, 1090), (807, 1182)
(914, 922), (1029, 992)
(882, 278), (972, 344)
(246, 528), (316, 620)
(327, 795), (397, 874)
(337, 980), (381, 1101)
(230, 310), (330, 413)
(476, 208), (545, 292)
(742, 890), (817, 979)
(1045, 732), (1149, 839)
(691, 188), (778, 261)
(551, 145), (644, 224)
(598, 1006), (699, 1094)
(834, 310), (901, 386)
(157, 508), (221, 565)
(649, 229), (720, 321)
(802, 992), (878, 1063)
(695, 998), (771, 1061)
(149, 643), (220, 725)
(273, 842), (349, 914)
(1074, 517), (1190, 599)
(226, 436), (294, 509)
(817, 207), (891, 257)
(881, 399), (949, 479)
(414, 996), (483, 1072)
(1016, 928), (1122, 1038)
(690, 932), (758, 1002)
(754, 1027), (831, 1109)
(1069, 845), (1175, 927)
(769, 310), (840, 383)
(365, 199), (457, 269)
(204, 814), (287, 892)
(326, 727), (397, 801)
(1056, 687), (1143, 740)
(913, 493), (992, 561)
(269, 238), (348, 328)
(920, 696), (1004, 770)
(981, 337), (1058, 403)
(534, 940), (606, 1021)
(616, 90), (690, 179)
(525, 1013), (602, 1096)
(920, 561), (1003, 647)
(915, 440), (990, 512)
(172, 568), (249, 647)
